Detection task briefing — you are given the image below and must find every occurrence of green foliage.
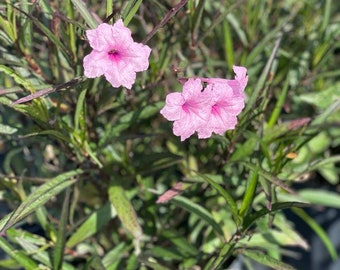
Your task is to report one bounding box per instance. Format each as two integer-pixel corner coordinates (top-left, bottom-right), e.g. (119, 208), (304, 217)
(0, 0), (339, 269)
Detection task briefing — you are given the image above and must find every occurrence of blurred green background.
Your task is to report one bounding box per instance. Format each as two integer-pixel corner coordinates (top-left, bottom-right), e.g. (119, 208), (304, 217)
(0, 0), (339, 269)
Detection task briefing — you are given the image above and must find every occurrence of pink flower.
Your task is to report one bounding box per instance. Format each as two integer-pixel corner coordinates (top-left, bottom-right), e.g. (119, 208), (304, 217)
(160, 66), (248, 141)
(160, 78), (213, 141)
(197, 66), (247, 138)
(83, 19), (151, 89)
(196, 82), (245, 138)
(203, 66), (248, 97)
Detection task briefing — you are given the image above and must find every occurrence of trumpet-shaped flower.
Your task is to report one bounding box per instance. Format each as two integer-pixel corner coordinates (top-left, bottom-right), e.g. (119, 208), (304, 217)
(160, 78), (213, 141)
(197, 66), (247, 138)
(196, 82), (244, 138)
(83, 19), (151, 89)
(160, 66), (248, 140)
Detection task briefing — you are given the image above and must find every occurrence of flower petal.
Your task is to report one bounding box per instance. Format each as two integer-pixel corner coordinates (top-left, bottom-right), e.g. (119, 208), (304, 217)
(160, 93), (185, 121)
(233, 65), (248, 92)
(181, 79), (203, 100)
(173, 116), (197, 141)
(212, 83), (245, 115)
(83, 51), (111, 78)
(104, 65), (136, 89)
(86, 23), (115, 52)
(121, 42), (152, 72)
(86, 20), (133, 52)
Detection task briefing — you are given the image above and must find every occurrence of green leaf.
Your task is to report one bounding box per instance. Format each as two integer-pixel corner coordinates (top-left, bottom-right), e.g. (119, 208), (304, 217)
(210, 242), (235, 270)
(66, 202), (117, 248)
(243, 162), (294, 193)
(0, 94), (50, 127)
(293, 208), (337, 260)
(102, 243), (131, 269)
(0, 123), (18, 135)
(20, 130), (71, 143)
(108, 182), (142, 240)
(239, 169), (258, 218)
(242, 250), (296, 270)
(0, 237), (39, 270)
(110, 102), (164, 136)
(123, 0), (143, 26)
(171, 196), (224, 238)
(199, 174), (240, 226)
(298, 83), (340, 109)
(53, 189), (70, 270)
(85, 256), (106, 270)
(190, 0), (205, 44)
(146, 247), (184, 261)
(312, 99), (340, 126)
(243, 201), (310, 231)
(7, 228), (74, 268)
(0, 65), (35, 92)
(74, 87), (87, 131)
(0, 14), (16, 42)
(0, 169), (82, 232)
(244, 30), (283, 113)
(15, 237), (50, 267)
(14, 7), (72, 63)
(237, 230), (308, 250)
(161, 230), (198, 256)
(70, 0), (99, 29)
(299, 189), (340, 209)
(230, 135), (257, 162)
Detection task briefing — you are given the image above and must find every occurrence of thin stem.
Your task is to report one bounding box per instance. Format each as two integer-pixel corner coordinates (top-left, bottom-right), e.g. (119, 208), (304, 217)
(142, 0), (188, 44)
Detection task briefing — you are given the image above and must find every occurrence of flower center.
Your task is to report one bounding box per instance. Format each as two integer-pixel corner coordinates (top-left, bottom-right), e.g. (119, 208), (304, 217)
(211, 104), (220, 115)
(108, 49), (120, 61)
(182, 103), (190, 113)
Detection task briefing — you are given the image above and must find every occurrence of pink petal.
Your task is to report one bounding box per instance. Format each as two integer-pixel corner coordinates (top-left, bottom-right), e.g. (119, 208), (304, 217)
(104, 65), (136, 89)
(86, 23), (115, 52)
(212, 83), (245, 115)
(181, 78), (203, 100)
(211, 107), (238, 131)
(173, 116), (197, 141)
(197, 110), (238, 139)
(160, 93), (185, 121)
(83, 51), (111, 78)
(86, 21), (133, 52)
(122, 42), (152, 72)
(165, 92), (185, 106)
(182, 79), (213, 122)
(233, 65), (248, 92)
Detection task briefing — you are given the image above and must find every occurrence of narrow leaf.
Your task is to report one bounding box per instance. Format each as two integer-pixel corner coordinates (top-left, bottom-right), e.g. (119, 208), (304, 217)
(53, 189), (71, 270)
(74, 88), (87, 131)
(0, 237), (38, 270)
(242, 250), (296, 270)
(0, 123), (18, 135)
(199, 174), (240, 226)
(293, 207), (338, 260)
(20, 130), (71, 143)
(243, 202), (310, 230)
(211, 242), (236, 270)
(171, 196), (224, 238)
(0, 169), (82, 232)
(298, 189), (340, 208)
(70, 0), (99, 28)
(239, 169), (258, 218)
(109, 182), (142, 240)
(66, 202), (116, 248)
(13, 6), (72, 63)
(123, 0), (143, 26)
